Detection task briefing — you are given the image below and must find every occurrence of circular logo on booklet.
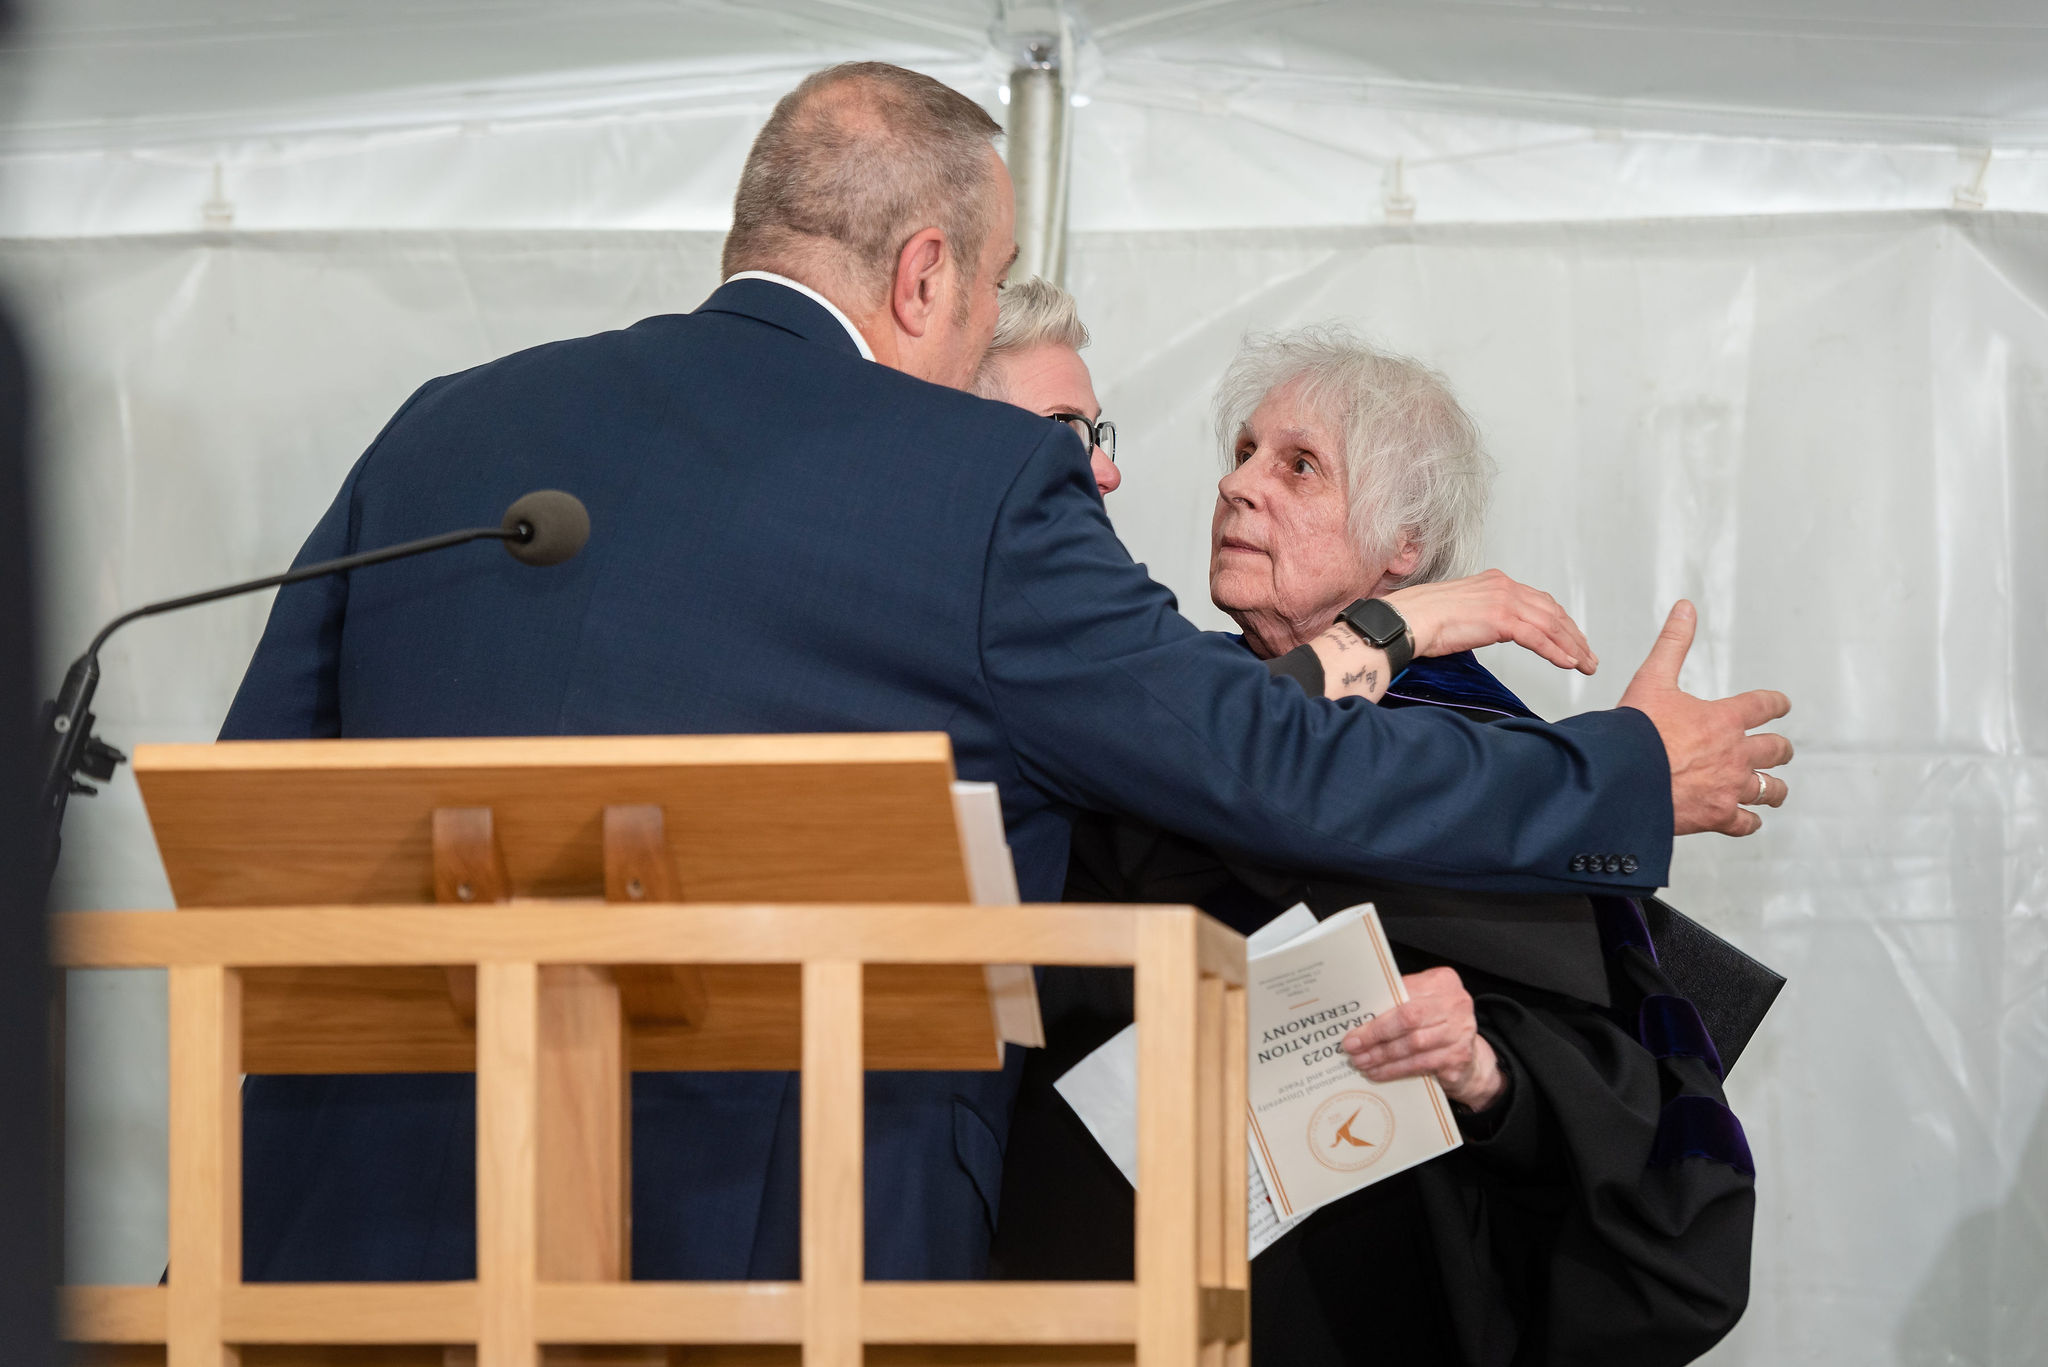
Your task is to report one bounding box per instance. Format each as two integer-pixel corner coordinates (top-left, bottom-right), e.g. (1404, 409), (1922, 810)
(1307, 1089), (1394, 1172)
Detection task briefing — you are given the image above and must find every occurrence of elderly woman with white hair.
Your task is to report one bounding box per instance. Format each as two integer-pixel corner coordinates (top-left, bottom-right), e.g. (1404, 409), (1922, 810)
(983, 289), (1757, 1367)
(974, 281), (1600, 702)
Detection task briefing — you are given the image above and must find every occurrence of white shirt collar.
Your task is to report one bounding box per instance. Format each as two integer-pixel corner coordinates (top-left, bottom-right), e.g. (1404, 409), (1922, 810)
(723, 270), (876, 362)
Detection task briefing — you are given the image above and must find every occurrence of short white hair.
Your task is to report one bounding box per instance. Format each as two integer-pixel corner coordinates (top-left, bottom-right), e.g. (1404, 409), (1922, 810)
(971, 277), (1089, 399)
(1213, 327), (1493, 588)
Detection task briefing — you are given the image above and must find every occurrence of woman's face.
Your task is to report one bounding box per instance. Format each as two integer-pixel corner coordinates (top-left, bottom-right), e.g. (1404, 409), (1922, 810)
(982, 343), (1121, 497)
(1210, 382), (1412, 658)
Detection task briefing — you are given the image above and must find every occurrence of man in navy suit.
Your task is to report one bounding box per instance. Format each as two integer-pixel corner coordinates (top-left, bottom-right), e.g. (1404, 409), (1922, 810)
(223, 62), (1792, 1284)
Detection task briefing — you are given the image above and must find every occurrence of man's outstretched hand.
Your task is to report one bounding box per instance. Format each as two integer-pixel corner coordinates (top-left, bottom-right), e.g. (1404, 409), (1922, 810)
(1618, 600), (1793, 836)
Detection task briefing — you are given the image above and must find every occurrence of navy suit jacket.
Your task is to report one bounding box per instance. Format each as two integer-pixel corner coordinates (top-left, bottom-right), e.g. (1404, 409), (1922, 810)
(221, 278), (1672, 1283)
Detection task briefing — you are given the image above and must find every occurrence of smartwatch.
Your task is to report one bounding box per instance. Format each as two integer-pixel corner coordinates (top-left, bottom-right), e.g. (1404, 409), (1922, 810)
(1334, 597), (1414, 678)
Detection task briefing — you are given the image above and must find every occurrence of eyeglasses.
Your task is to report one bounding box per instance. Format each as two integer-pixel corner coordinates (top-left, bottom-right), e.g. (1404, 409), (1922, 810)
(1050, 412), (1117, 464)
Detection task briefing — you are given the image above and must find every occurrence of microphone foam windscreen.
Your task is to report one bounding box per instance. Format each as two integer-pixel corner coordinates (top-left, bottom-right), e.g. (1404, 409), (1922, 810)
(500, 490), (591, 566)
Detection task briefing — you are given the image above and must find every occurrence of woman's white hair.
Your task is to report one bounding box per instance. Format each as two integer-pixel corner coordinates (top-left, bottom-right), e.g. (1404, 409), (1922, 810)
(971, 277), (1089, 398)
(1214, 326), (1494, 589)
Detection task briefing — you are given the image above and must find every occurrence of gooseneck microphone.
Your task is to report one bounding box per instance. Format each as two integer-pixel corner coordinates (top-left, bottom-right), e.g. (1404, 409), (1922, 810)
(36, 489), (591, 885)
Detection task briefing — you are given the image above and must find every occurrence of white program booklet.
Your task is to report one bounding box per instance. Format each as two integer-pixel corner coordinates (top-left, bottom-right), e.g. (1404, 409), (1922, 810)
(949, 781), (1044, 1049)
(1056, 901), (1461, 1257)
(1244, 902), (1462, 1232)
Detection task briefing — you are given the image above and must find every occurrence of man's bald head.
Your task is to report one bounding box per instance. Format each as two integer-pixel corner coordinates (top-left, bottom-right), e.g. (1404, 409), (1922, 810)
(723, 63), (1004, 309)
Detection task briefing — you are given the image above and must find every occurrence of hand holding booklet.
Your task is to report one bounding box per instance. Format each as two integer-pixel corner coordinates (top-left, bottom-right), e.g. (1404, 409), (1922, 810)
(1056, 901), (1461, 1256)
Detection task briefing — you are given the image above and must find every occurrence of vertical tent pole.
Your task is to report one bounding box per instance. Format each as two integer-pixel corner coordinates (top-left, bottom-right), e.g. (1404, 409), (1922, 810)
(1003, 9), (1070, 286)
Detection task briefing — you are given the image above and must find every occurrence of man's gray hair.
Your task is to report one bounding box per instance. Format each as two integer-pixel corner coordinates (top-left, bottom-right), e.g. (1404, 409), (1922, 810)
(722, 63), (1003, 303)
(1214, 327), (1494, 589)
(971, 277), (1090, 398)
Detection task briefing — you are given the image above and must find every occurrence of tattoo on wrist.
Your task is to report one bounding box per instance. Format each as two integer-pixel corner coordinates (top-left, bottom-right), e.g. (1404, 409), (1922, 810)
(1340, 668), (1376, 690)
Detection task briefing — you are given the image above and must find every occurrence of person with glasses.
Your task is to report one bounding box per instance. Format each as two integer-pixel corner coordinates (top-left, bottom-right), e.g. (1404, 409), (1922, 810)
(970, 281), (1599, 704)
(983, 300), (1760, 1367)
(971, 277), (1120, 497)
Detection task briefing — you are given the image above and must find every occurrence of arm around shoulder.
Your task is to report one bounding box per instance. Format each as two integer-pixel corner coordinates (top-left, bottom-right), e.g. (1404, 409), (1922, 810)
(976, 432), (1677, 896)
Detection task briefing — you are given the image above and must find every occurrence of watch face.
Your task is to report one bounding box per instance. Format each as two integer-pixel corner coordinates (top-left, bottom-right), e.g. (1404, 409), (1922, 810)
(1347, 598), (1403, 646)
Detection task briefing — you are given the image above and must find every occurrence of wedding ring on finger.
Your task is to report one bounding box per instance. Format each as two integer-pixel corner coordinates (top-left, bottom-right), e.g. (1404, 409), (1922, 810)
(1751, 770), (1768, 805)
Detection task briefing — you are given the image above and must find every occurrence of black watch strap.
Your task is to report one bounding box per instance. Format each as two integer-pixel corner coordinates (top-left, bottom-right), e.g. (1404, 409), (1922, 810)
(1335, 596), (1415, 677)
(1265, 642), (1324, 697)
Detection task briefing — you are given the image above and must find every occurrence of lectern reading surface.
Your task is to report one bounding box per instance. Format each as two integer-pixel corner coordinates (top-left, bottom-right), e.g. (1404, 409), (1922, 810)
(138, 733), (1014, 1070)
(142, 733), (973, 907)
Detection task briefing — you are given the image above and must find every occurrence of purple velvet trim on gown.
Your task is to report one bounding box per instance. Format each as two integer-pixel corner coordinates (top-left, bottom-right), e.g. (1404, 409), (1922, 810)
(1380, 650), (1533, 718)
(1592, 894), (1658, 962)
(1650, 1095), (1755, 1177)
(1638, 993), (1725, 1079)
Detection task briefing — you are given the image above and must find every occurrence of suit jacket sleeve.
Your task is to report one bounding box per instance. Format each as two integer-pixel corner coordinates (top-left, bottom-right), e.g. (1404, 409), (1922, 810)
(977, 430), (1674, 894)
(218, 382), (440, 742)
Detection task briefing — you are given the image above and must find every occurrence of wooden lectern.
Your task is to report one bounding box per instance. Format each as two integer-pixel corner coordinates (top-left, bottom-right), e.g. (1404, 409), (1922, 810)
(57, 734), (1250, 1366)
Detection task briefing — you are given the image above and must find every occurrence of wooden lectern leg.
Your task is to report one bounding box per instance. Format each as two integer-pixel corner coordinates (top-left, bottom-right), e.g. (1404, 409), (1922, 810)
(1135, 917), (1200, 1367)
(1192, 971), (1251, 1365)
(434, 808), (514, 1024)
(538, 964), (631, 1283)
(167, 965), (241, 1367)
(603, 805), (709, 1025)
(1197, 974), (1225, 1367)
(1222, 982), (1251, 1367)
(478, 962), (540, 1367)
(802, 961), (864, 1367)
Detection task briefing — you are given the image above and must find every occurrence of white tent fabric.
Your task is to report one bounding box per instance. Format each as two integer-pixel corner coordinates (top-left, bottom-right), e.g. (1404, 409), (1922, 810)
(28, 211), (2048, 1366)
(15, 95), (2048, 238)
(18, 4), (2048, 1365)
(9, 0), (2048, 235)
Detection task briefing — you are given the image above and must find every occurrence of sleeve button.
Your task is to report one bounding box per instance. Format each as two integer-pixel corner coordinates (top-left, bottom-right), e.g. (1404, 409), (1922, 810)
(1621, 855), (1639, 875)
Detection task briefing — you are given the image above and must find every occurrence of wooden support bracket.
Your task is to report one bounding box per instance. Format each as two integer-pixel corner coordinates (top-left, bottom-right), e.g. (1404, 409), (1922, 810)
(433, 808), (512, 1024)
(603, 805), (710, 1026)
(537, 964), (630, 1285)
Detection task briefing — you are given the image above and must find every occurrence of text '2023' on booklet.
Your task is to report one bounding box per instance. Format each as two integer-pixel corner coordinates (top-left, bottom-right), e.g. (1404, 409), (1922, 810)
(1056, 902), (1461, 1257)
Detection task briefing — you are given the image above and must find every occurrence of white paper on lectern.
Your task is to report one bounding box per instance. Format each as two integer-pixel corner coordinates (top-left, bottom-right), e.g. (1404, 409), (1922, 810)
(1056, 1022), (1141, 1187)
(1246, 902), (1320, 955)
(949, 781), (1044, 1050)
(1056, 902), (1322, 1257)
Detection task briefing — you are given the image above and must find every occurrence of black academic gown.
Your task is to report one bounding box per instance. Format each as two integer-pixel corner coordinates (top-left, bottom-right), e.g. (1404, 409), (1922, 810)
(992, 653), (1756, 1367)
